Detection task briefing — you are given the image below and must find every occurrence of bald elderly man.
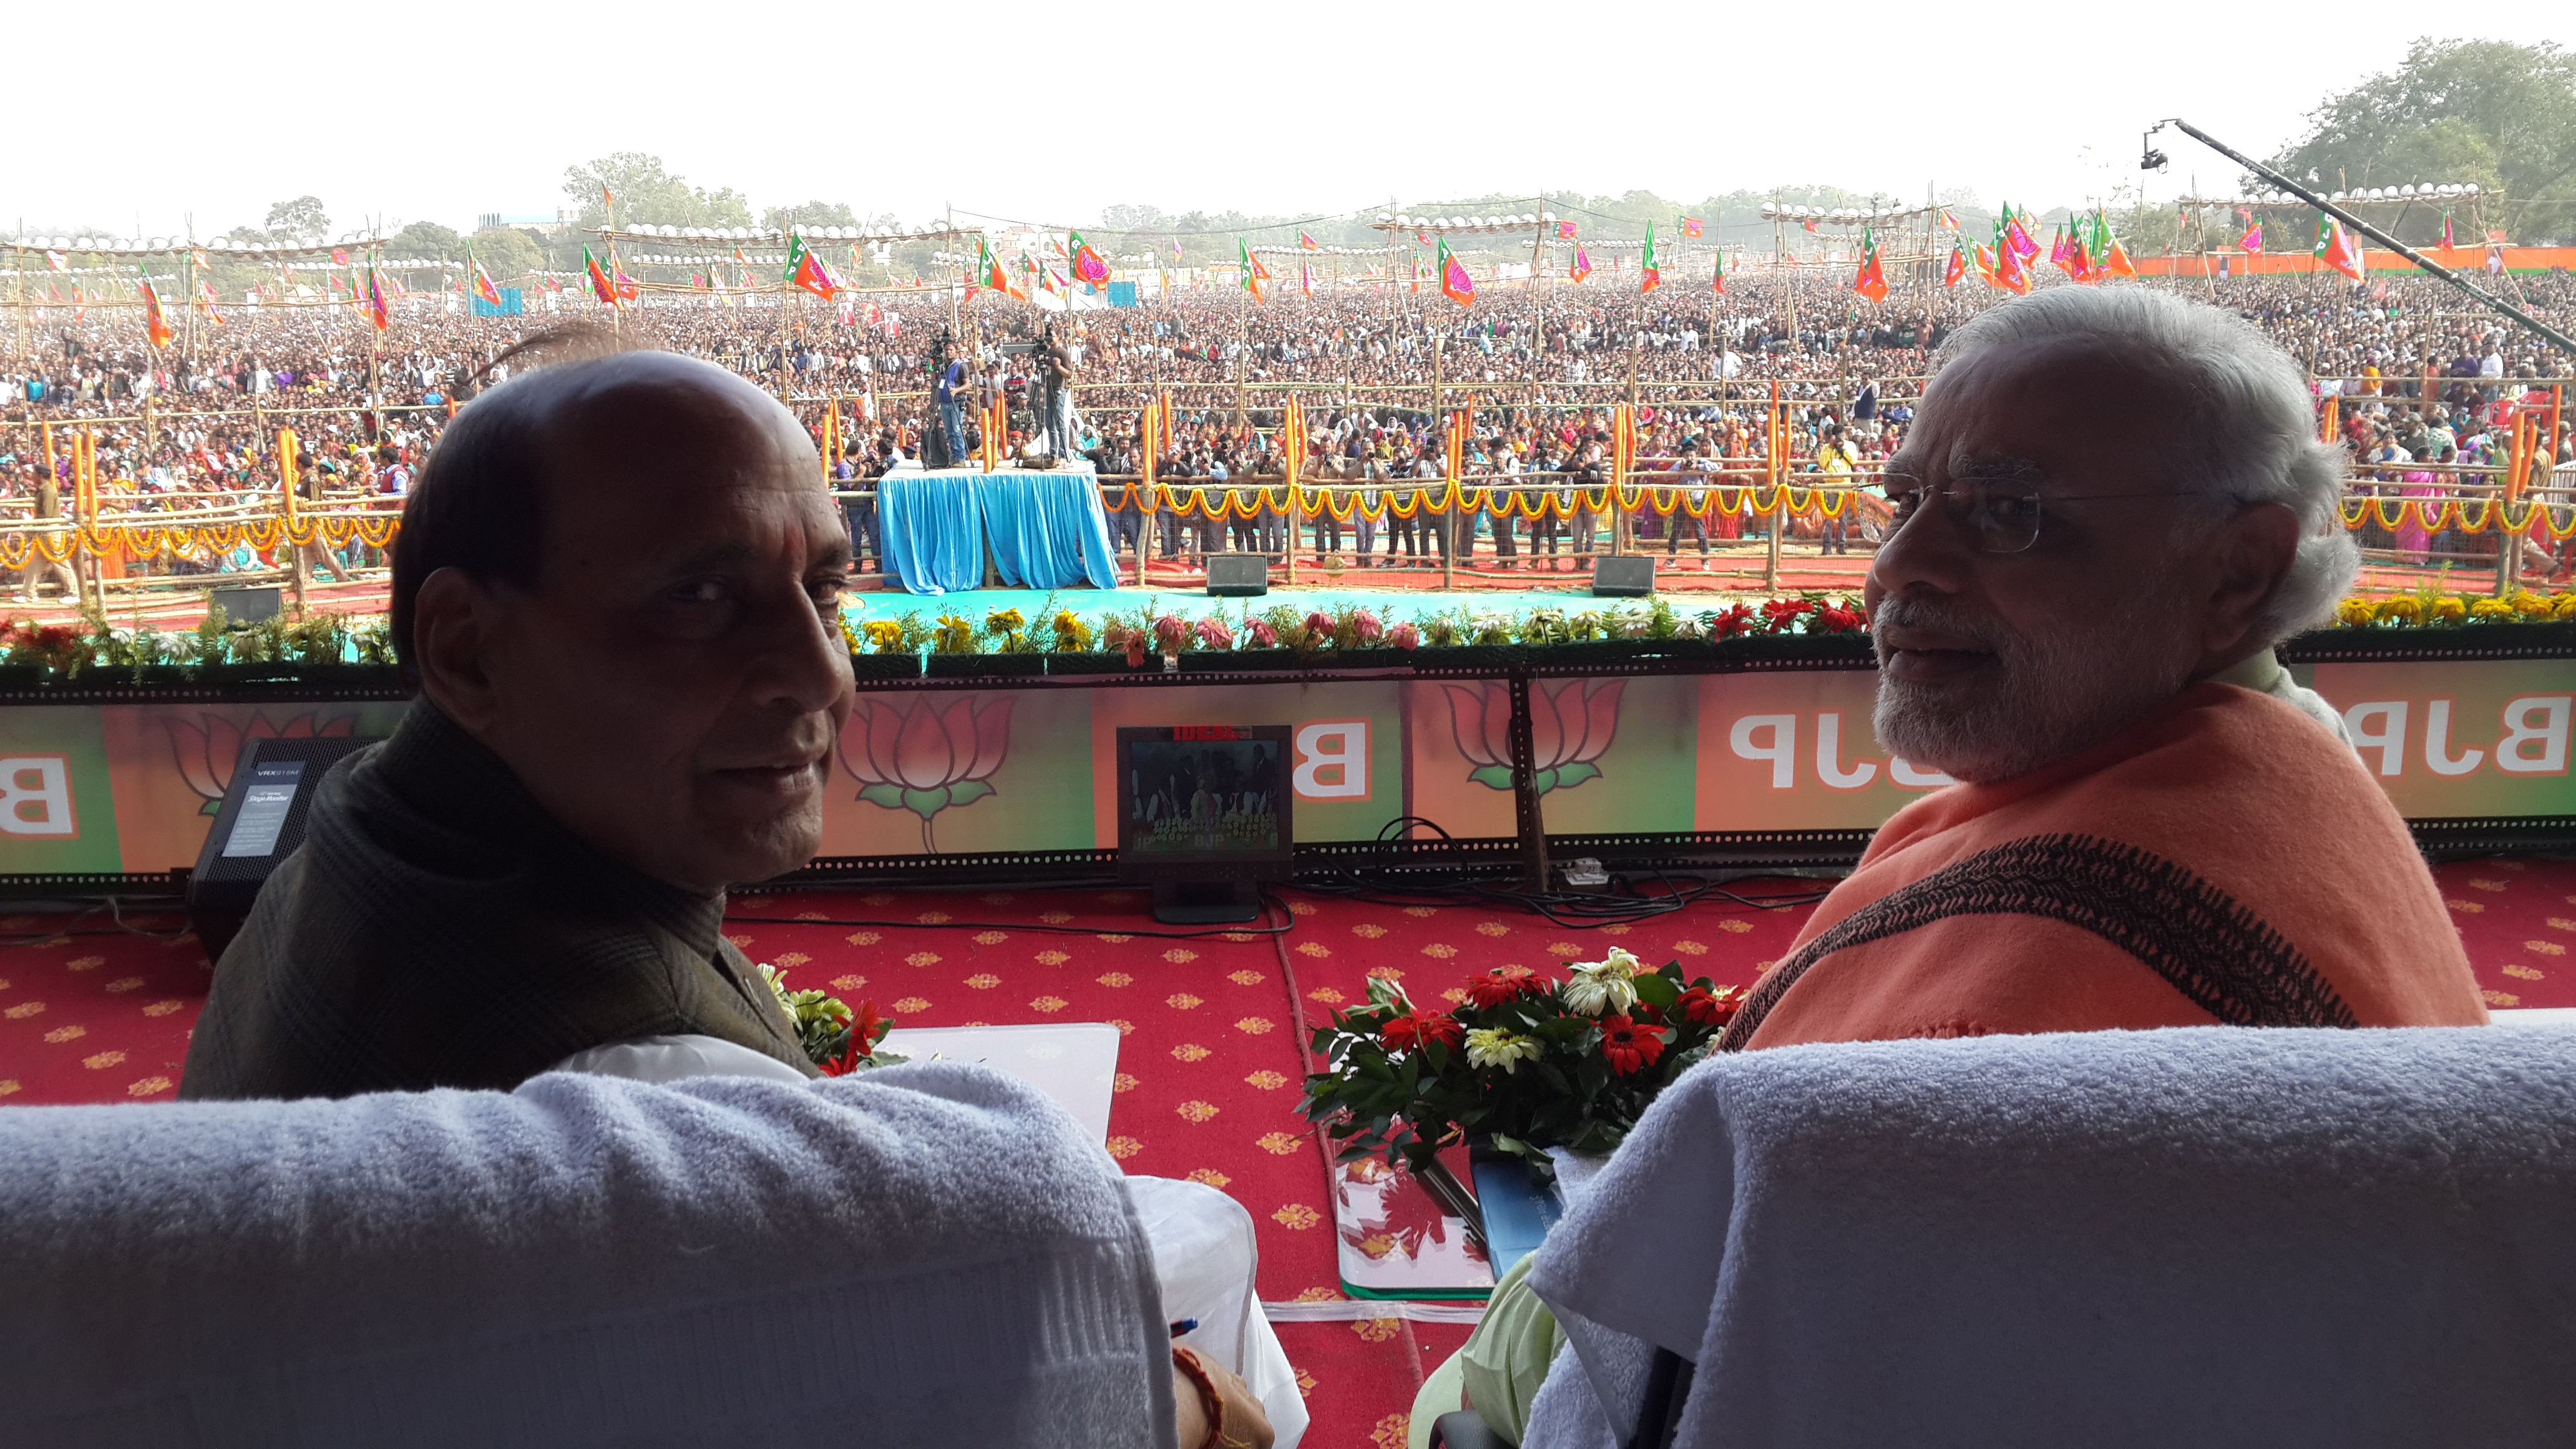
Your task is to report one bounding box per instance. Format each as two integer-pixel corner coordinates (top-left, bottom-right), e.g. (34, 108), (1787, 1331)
(1719, 286), (2485, 1050)
(182, 346), (1282, 1449)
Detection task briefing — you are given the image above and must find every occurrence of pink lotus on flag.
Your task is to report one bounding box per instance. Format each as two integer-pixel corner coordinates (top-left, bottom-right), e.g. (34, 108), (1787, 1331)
(1440, 678), (1625, 794)
(839, 695), (1015, 852)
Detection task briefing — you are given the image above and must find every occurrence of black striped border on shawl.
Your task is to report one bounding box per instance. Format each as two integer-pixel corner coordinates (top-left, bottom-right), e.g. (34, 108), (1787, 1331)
(1715, 832), (2359, 1050)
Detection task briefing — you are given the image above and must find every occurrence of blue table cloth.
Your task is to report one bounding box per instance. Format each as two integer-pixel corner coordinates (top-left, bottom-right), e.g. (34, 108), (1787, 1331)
(879, 466), (1122, 597)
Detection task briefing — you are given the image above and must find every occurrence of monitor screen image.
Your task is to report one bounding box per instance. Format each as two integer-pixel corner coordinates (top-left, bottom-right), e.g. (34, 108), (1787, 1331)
(1115, 725), (1292, 870)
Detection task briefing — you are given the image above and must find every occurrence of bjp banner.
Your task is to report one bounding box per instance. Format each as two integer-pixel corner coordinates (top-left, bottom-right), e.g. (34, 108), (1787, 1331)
(2304, 661), (2576, 818)
(0, 657), (2567, 881)
(1690, 672), (1956, 831)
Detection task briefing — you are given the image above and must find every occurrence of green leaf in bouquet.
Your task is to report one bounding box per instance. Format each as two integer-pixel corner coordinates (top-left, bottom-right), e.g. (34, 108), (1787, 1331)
(1632, 972), (1681, 1009)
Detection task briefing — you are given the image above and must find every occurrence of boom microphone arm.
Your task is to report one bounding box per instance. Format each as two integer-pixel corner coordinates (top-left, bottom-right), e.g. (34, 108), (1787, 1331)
(2147, 117), (2574, 356)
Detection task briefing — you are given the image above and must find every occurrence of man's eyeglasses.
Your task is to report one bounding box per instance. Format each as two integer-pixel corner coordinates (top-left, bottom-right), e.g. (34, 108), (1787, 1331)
(1882, 479), (2196, 554)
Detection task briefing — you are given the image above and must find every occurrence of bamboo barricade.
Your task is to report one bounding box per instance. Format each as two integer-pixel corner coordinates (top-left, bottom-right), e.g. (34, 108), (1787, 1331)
(0, 424), (404, 593)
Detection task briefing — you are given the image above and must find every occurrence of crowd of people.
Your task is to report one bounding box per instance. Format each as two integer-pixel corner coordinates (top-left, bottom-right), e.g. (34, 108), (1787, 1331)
(2, 267), (2571, 597)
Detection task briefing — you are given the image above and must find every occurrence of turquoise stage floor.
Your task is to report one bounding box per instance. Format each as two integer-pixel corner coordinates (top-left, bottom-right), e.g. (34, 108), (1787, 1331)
(842, 583), (1619, 631)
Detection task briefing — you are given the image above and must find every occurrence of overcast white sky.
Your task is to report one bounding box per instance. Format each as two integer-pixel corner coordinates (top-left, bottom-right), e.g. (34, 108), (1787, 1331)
(11, 2), (2571, 241)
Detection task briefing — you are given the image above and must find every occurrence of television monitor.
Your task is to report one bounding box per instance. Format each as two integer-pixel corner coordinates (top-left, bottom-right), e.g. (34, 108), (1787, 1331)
(185, 733), (383, 961)
(1115, 724), (1293, 924)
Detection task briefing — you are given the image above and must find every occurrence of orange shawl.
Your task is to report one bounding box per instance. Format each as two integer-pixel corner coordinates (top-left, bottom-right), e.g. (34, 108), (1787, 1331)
(1723, 682), (2487, 1050)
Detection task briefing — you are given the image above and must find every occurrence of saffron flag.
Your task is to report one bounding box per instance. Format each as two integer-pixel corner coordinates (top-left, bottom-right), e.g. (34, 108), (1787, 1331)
(1711, 251), (1727, 295)
(612, 255), (639, 303)
(1300, 257), (1314, 298)
(786, 234), (837, 300)
(1944, 245), (1968, 288)
(2003, 208), (2039, 261)
(365, 263), (389, 332)
(1640, 222), (1661, 293)
(331, 248), (349, 266)
(1411, 253), (1422, 293)
(2440, 213), (2456, 249)
(2316, 218), (2363, 281)
(191, 248), (212, 271)
(1939, 208), (1959, 232)
(2238, 214), (2263, 254)
(1853, 230), (1888, 302)
(1238, 238), (1264, 301)
(584, 246), (617, 305)
(1681, 217), (1704, 238)
(140, 278), (173, 348)
(1298, 230), (1319, 250)
(1569, 243), (1593, 284)
(198, 281), (224, 324)
(471, 253), (504, 306)
(1437, 237), (1474, 306)
(1994, 238), (2032, 295)
(45, 250), (67, 271)
(1557, 220), (1577, 240)
(978, 237), (1022, 299)
(1069, 230), (1111, 285)
(2102, 237), (2137, 279)
(1801, 215), (1819, 234)
(1171, 239), (1184, 260)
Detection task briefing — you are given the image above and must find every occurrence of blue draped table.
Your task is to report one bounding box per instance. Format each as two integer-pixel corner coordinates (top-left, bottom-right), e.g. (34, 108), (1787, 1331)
(877, 465), (1123, 596)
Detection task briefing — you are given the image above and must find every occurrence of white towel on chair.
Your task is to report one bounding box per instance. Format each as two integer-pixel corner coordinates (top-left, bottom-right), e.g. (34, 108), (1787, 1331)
(0, 1063), (1175, 1449)
(1526, 1025), (2576, 1449)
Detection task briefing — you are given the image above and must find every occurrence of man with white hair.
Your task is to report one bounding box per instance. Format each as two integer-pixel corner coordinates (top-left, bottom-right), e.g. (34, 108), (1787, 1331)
(1718, 286), (2486, 1051)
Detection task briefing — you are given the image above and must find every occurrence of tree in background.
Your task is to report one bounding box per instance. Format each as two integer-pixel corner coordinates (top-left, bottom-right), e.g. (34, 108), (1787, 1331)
(388, 220), (462, 259)
(263, 196), (331, 246)
(762, 200), (857, 233)
(469, 227), (545, 286)
(2274, 39), (2576, 245)
(561, 154), (753, 233)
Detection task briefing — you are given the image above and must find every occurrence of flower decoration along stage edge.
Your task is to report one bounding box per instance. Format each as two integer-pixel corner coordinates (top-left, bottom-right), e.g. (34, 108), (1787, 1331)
(1299, 947), (1744, 1179)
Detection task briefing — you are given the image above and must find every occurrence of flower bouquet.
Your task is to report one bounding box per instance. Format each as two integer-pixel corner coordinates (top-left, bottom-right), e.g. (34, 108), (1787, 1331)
(759, 965), (904, 1076)
(1298, 948), (1743, 1185)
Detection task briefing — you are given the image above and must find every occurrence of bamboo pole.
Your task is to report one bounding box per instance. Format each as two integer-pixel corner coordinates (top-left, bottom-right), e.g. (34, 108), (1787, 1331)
(1284, 396), (1301, 587)
(1765, 380), (1783, 592)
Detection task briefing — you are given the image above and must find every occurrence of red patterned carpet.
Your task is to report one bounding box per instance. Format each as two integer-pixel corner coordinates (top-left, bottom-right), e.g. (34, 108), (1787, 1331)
(3, 859), (2572, 1445)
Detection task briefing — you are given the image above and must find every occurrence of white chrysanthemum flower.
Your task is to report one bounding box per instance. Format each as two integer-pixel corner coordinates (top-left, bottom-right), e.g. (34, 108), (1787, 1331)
(1465, 1027), (1544, 1073)
(1561, 970), (1636, 1018)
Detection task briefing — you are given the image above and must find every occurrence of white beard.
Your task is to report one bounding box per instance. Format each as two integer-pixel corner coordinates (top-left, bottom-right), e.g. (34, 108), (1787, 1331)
(1871, 587), (2202, 784)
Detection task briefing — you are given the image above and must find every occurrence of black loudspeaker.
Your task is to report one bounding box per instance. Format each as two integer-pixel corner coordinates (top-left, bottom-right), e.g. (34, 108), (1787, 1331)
(1591, 555), (1656, 598)
(209, 585), (281, 627)
(185, 733), (383, 963)
(1205, 554), (1270, 597)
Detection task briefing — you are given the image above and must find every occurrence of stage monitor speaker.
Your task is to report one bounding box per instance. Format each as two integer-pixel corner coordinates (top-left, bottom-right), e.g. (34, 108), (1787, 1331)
(209, 585), (281, 628)
(1591, 556), (1656, 598)
(1205, 554), (1270, 597)
(185, 733), (383, 962)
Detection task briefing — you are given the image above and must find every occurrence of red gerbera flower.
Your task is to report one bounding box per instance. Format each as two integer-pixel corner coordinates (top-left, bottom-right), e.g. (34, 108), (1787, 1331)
(821, 1000), (889, 1077)
(1597, 1013), (1670, 1075)
(1710, 602), (1757, 638)
(1382, 1010), (1465, 1053)
(1463, 968), (1546, 1009)
(1759, 598), (1814, 633)
(1677, 985), (1744, 1027)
